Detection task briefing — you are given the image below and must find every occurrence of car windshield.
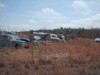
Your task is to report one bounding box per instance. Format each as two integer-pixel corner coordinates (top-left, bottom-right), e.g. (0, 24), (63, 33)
(51, 34), (57, 38)
(10, 35), (20, 40)
(33, 35), (41, 40)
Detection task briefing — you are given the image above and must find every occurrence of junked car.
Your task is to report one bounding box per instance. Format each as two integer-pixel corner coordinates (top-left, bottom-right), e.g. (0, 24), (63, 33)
(57, 34), (66, 42)
(45, 34), (60, 41)
(94, 38), (100, 42)
(20, 35), (31, 42)
(22, 35), (41, 42)
(0, 34), (28, 48)
(21, 35), (41, 45)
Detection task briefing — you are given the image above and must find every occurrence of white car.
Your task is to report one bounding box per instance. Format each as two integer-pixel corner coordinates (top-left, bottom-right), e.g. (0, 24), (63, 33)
(94, 38), (100, 42)
(45, 34), (60, 41)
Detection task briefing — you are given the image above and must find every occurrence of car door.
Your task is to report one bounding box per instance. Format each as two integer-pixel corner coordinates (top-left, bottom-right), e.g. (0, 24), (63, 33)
(0, 35), (4, 47)
(0, 35), (10, 47)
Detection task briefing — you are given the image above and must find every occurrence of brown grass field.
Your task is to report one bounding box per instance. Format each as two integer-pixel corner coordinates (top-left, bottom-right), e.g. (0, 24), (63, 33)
(0, 38), (100, 75)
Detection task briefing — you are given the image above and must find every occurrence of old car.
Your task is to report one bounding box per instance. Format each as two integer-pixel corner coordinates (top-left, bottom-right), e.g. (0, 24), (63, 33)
(45, 34), (60, 41)
(94, 38), (100, 42)
(57, 34), (66, 42)
(22, 35), (41, 42)
(0, 34), (28, 48)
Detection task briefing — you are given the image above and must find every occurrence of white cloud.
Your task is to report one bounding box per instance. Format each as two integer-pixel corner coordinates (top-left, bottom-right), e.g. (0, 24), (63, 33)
(72, 0), (92, 15)
(0, 8), (100, 31)
(90, 0), (100, 8)
(29, 8), (69, 29)
(28, 8), (100, 30)
(29, 20), (38, 24)
(0, 3), (5, 8)
(0, 23), (35, 31)
(71, 14), (100, 28)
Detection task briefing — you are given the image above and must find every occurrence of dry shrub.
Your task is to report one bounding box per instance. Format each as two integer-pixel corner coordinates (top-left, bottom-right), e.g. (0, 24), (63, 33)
(24, 63), (30, 69)
(39, 59), (51, 65)
(34, 65), (39, 70)
(0, 62), (6, 68)
(11, 63), (21, 71)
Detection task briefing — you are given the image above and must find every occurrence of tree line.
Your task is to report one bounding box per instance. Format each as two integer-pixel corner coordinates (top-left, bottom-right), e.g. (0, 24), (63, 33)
(2, 27), (99, 39)
(33, 27), (100, 38)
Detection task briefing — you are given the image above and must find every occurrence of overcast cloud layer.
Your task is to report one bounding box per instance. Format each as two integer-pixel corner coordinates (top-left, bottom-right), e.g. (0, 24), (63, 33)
(0, 0), (100, 31)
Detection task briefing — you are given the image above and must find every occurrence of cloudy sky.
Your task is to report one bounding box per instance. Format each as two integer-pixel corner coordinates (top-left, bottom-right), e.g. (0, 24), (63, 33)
(0, 0), (100, 31)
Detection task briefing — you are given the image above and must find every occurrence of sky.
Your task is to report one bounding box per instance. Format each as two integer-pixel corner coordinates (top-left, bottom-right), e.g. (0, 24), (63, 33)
(0, 0), (100, 31)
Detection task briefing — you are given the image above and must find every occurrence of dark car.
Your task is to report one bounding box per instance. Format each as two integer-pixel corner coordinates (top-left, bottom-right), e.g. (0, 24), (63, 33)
(22, 35), (41, 42)
(0, 34), (28, 48)
(57, 34), (66, 42)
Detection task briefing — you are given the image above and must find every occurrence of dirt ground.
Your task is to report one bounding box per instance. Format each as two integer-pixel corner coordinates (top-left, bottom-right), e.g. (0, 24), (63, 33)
(0, 38), (100, 75)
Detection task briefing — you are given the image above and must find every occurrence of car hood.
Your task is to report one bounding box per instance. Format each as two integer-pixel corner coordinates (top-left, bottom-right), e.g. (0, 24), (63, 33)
(11, 39), (26, 43)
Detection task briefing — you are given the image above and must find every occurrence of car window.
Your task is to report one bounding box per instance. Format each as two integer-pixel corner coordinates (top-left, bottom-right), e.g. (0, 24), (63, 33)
(51, 34), (57, 38)
(0, 35), (3, 39)
(10, 35), (20, 40)
(0, 35), (8, 39)
(7, 36), (12, 40)
(25, 36), (30, 39)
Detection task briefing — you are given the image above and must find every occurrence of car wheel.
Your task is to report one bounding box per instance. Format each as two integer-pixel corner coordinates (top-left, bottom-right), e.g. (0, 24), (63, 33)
(15, 44), (22, 49)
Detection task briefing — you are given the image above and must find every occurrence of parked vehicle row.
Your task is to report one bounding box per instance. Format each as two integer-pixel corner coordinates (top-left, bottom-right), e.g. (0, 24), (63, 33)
(0, 32), (66, 48)
(22, 32), (66, 42)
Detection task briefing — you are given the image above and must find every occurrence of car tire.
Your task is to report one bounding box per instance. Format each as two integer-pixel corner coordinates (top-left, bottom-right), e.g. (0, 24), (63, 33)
(15, 44), (21, 49)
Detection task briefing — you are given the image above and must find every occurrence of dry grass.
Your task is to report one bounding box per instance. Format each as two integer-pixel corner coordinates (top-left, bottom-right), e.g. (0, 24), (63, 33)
(0, 38), (100, 75)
